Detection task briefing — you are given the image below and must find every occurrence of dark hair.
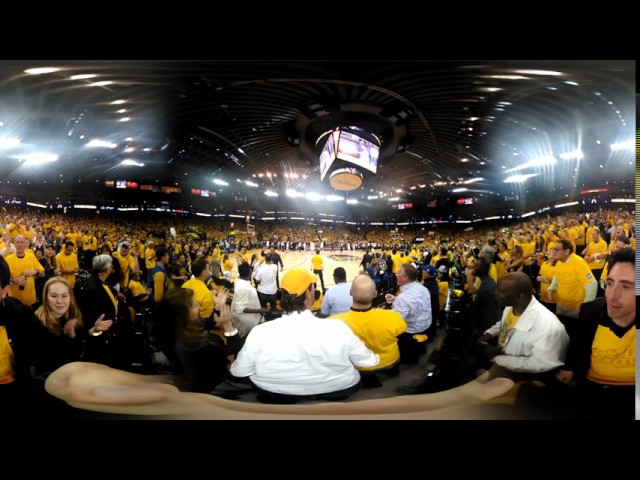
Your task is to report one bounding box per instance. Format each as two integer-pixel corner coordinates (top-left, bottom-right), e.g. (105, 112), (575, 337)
(333, 267), (347, 281)
(556, 238), (573, 254)
(280, 290), (307, 314)
(264, 253), (272, 262)
(155, 246), (169, 261)
(151, 288), (199, 370)
(0, 255), (10, 288)
(615, 235), (630, 246)
(607, 247), (634, 273)
(238, 261), (251, 278)
(190, 258), (208, 278)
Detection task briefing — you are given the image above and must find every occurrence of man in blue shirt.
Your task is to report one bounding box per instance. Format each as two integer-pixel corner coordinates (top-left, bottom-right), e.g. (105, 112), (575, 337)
(318, 267), (352, 317)
(385, 264), (432, 364)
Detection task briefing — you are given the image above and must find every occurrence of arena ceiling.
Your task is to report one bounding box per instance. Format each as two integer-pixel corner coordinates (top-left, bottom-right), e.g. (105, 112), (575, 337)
(0, 59), (635, 220)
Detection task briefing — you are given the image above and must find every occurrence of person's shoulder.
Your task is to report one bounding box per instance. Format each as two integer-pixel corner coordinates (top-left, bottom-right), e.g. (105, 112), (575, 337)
(1, 296), (34, 320)
(373, 308), (404, 321)
(578, 298), (606, 322)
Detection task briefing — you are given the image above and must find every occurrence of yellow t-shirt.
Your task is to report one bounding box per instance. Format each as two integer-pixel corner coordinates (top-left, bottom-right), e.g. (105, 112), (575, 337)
(5, 252), (44, 306)
(584, 239), (608, 271)
(539, 261), (557, 303)
(331, 309), (407, 370)
(521, 241), (536, 266)
(128, 279), (149, 302)
(65, 232), (82, 248)
(82, 235), (97, 252)
(112, 251), (135, 289)
(0, 326), (15, 384)
(311, 254), (323, 271)
(145, 248), (157, 270)
(223, 259), (233, 272)
(498, 309), (520, 349)
(554, 254), (595, 308)
(56, 251), (79, 288)
(587, 325), (636, 385)
(438, 280), (448, 312)
(496, 251), (509, 280)
(182, 278), (213, 319)
(488, 263), (498, 283)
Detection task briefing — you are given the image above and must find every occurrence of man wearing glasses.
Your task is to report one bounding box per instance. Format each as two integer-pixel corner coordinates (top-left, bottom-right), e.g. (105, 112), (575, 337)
(546, 239), (597, 319)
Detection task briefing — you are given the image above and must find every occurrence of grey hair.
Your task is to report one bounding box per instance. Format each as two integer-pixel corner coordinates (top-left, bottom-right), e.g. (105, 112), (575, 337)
(92, 254), (113, 272)
(481, 245), (495, 258)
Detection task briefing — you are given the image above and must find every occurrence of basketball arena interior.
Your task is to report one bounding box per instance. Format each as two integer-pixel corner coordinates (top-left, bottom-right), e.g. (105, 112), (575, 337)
(0, 60), (636, 420)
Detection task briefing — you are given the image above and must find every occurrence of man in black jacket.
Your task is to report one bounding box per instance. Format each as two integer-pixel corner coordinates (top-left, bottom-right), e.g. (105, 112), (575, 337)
(360, 249), (373, 273)
(554, 248), (635, 419)
(517, 248), (635, 419)
(75, 254), (124, 369)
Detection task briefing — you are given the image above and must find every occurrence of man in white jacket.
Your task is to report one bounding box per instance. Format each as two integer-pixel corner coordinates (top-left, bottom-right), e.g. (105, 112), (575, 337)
(477, 272), (569, 382)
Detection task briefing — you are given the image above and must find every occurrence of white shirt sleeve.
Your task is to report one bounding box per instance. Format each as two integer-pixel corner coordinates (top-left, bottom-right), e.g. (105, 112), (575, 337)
(229, 334), (257, 378)
(346, 329), (380, 368)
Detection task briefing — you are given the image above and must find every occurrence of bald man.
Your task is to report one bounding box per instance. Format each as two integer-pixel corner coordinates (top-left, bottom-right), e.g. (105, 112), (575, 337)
(330, 274), (407, 387)
(477, 272), (569, 382)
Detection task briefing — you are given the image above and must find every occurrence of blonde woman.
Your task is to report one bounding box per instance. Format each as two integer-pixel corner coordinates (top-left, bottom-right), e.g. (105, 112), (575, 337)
(505, 245), (524, 273)
(222, 253), (233, 280)
(32, 277), (113, 379)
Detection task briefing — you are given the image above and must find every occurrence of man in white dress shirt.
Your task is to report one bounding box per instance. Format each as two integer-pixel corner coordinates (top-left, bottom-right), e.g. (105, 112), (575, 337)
(254, 253), (278, 310)
(477, 272), (569, 382)
(230, 268), (379, 404)
(231, 262), (268, 338)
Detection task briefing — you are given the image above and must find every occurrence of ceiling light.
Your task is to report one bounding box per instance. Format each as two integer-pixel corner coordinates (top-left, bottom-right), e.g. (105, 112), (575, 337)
(120, 159), (144, 167)
(0, 137), (20, 149)
(504, 173), (538, 183)
(463, 177), (484, 184)
(213, 179), (228, 186)
(86, 139), (117, 148)
(70, 74), (97, 80)
(119, 117), (130, 122)
(514, 69), (563, 76)
(24, 67), (60, 75)
(485, 75), (530, 80)
(21, 153), (58, 165)
(111, 100), (126, 105)
(305, 192), (324, 201)
(452, 188), (467, 193)
(505, 155), (557, 172)
(610, 139), (634, 151)
(559, 149), (584, 160)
